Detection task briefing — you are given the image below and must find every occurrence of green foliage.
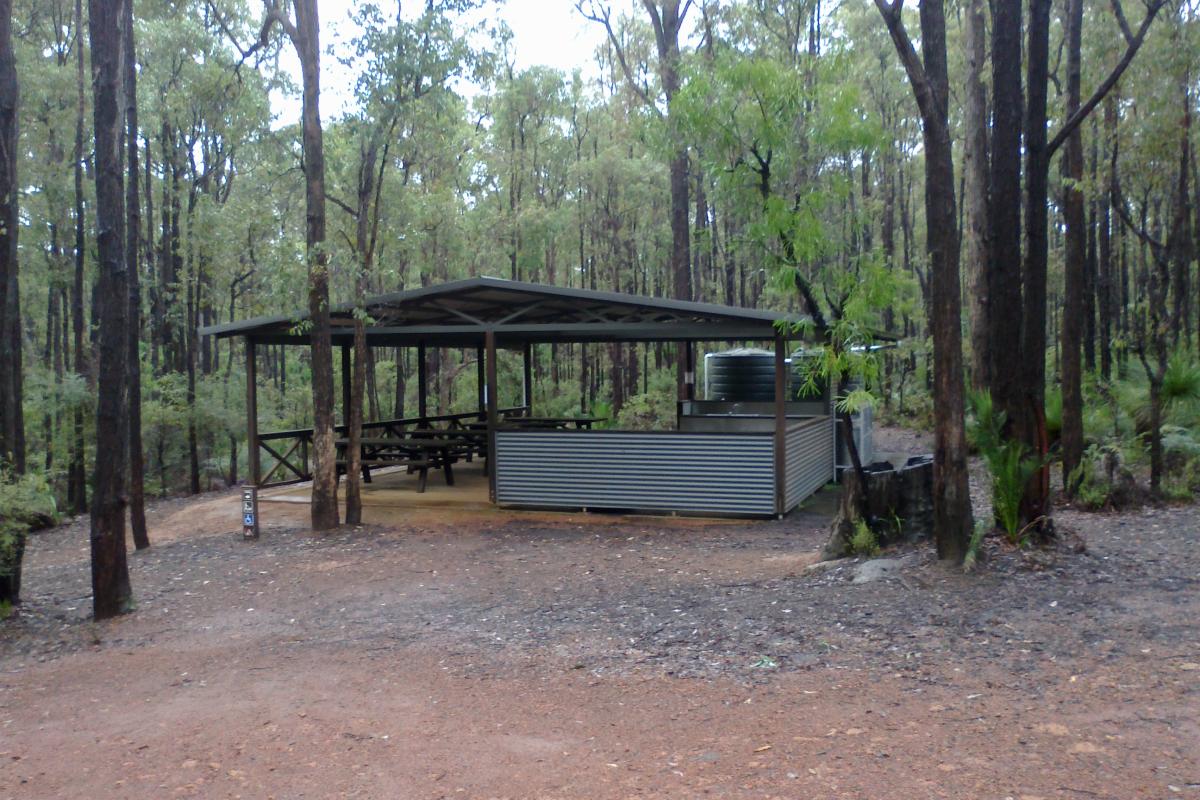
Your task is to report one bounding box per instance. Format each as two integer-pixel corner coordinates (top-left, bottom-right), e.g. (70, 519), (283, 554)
(1, 471), (57, 591)
(1162, 356), (1200, 413)
(615, 373), (677, 431)
(1044, 388), (1063, 441)
(848, 519), (881, 557)
(590, 400), (614, 430)
(1114, 355), (1200, 435)
(963, 520), (990, 573)
(1068, 441), (1142, 510)
(0, 471), (57, 539)
(968, 391), (1046, 545)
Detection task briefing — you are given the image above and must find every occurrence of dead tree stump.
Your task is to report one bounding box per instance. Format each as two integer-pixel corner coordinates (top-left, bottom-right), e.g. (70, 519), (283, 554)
(822, 456), (935, 559)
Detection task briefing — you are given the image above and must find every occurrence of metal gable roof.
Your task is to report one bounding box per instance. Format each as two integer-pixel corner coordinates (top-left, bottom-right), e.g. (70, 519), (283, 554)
(199, 276), (803, 345)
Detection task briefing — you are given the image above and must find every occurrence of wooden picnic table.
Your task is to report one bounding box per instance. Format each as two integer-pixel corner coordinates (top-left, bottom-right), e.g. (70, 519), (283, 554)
(336, 435), (463, 492)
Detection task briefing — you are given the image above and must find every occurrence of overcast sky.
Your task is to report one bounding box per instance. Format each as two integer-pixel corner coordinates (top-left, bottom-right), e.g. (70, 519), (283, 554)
(272, 0), (608, 126)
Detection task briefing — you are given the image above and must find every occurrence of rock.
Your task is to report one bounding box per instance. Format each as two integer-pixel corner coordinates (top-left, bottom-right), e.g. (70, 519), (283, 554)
(852, 558), (904, 584)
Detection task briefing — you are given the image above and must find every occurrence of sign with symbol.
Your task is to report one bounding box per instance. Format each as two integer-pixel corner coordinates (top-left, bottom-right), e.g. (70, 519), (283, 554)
(241, 486), (259, 540)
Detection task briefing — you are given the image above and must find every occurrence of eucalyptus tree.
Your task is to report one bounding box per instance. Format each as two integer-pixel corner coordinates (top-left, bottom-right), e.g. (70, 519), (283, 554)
(0, 0), (22, 474)
(985, 0), (1166, 523)
(875, 0), (973, 560)
(0, 0), (25, 608)
(217, 0), (339, 529)
(123, 0), (147, 548)
(579, 1), (694, 400)
(69, 0), (87, 512)
(332, 0), (482, 524)
(88, 0), (133, 619)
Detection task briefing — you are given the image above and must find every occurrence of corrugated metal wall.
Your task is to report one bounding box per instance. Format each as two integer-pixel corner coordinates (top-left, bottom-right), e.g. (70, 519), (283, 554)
(784, 417), (836, 511)
(495, 430), (776, 516)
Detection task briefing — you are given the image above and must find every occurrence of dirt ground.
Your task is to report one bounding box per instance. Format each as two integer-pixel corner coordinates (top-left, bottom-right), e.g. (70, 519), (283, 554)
(2, 431), (1198, 799)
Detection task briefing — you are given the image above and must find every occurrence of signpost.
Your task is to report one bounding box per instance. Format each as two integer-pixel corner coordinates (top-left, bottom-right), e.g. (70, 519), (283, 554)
(242, 486), (259, 540)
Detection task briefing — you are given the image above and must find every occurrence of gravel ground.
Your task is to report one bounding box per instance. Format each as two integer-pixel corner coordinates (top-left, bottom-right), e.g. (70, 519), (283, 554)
(1, 432), (1197, 799)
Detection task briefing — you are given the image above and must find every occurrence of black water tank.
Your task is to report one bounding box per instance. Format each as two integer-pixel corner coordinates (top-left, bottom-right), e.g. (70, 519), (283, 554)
(705, 349), (831, 401)
(704, 349), (829, 401)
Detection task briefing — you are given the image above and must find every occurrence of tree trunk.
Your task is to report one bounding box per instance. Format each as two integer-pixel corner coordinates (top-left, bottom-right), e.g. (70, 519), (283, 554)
(1084, 122), (1098, 372)
(291, 0), (339, 530)
(393, 348), (406, 419)
(1099, 96), (1116, 381)
(986, 0), (1025, 440)
(963, 0), (988, 392)
(186, 261), (200, 494)
(876, 0), (973, 562)
(88, 0), (133, 620)
(344, 136), (381, 526)
(1147, 375), (1164, 494)
(123, 0), (148, 548)
(69, 0), (88, 513)
(1059, 0), (1085, 494)
(1170, 60), (1192, 344)
(0, 0), (22, 473)
(0, 0), (24, 607)
(1019, 0), (1052, 527)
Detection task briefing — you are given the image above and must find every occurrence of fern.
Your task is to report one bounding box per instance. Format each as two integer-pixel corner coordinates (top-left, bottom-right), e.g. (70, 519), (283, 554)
(967, 391), (1046, 545)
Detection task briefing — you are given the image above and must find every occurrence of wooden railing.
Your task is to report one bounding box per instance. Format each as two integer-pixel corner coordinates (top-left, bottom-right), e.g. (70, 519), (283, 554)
(254, 407), (530, 488)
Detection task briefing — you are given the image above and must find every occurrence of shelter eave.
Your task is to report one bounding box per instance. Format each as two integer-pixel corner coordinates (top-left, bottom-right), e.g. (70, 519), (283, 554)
(239, 320), (791, 347)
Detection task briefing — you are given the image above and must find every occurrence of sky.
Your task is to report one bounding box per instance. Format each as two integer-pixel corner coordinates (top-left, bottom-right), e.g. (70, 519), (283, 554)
(272, 0), (608, 126)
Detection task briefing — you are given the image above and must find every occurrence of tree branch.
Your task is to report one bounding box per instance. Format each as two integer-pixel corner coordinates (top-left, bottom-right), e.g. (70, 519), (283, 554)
(873, 0), (947, 142)
(577, 1), (660, 114)
(1110, 0), (1135, 44)
(1047, 0), (1165, 156)
(327, 193), (358, 218)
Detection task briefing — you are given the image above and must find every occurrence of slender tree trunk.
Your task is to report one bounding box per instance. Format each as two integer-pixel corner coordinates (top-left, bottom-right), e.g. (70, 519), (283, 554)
(186, 253), (199, 494)
(0, 0), (22, 473)
(1019, 0), (1052, 526)
(69, 0), (88, 513)
(0, 0), (25, 607)
(963, 0), (989, 391)
(876, 0), (973, 561)
(292, 0), (339, 529)
(123, 0), (147, 548)
(987, 0), (1024, 439)
(1099, 97), (1116, 380)
(393, 348), (406, 419)
(1084, 122), (1098, 371)
(1059, 0), (1085, 494)
(1170, 61), (1192, 344)
(88, 0), (133, 620)
(344, 137), (380, 526)
(42, 276), (57, 476)
(1147, 375), (1164, 492)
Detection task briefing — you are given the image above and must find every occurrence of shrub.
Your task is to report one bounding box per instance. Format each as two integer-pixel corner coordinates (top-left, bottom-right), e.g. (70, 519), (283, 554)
(1, 471), (58, 605)
(0, 471), (57, 539)
(1068, 441), (1142, 510)
(963, 520), (989, 573)
(615, 392), (675, 430)
(848, 518), (881, 556)
(968, 391), (1046, 545)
